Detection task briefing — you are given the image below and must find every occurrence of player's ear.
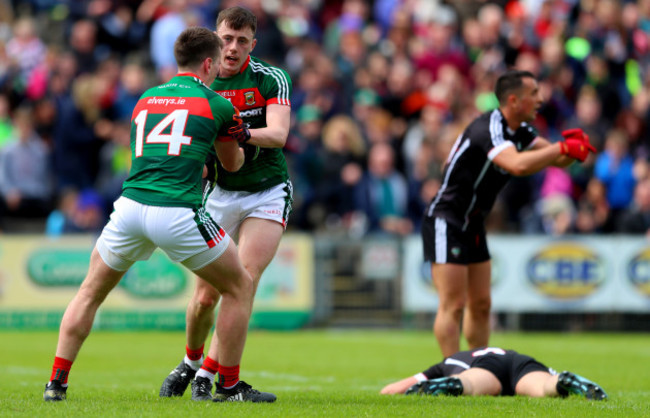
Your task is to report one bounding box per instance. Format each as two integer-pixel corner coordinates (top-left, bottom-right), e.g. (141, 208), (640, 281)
(251, 38), (257, 52)
(203, 56), (213, 73)
(507, 92), (519, 109)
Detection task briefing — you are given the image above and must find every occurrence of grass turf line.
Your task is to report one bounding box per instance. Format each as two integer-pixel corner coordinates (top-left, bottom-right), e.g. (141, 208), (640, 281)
(1, 330), (648, 417)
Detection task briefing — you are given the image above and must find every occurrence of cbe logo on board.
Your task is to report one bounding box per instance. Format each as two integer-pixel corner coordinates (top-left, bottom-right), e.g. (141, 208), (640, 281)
(526, 243), (605, 299)
(626, 249), (650, 297)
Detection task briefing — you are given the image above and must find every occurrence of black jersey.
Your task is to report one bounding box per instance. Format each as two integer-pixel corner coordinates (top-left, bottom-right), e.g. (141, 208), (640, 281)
(421, 347), (516, 379)
(425, 109), (537, 230)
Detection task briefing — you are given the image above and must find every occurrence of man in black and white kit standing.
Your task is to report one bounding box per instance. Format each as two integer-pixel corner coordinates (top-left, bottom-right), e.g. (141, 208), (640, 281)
(422, 69), (596, 358)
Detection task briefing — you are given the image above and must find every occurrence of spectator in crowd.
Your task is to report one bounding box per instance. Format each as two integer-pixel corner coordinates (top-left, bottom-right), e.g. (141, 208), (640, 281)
(415, 6), (470, 84)
(575, 178), (611, 234)
(95, 119), (131, 216)
(149, 0), (197, 82)
(91, 2), (150, 57)
(235, 0), (286, 65)
(289, 105), (325, 230)
(112, 62), (148, 121)
(619, 89), (650, 156)
(585, 55), (622, 126)
(594, 128), (637, 229)
(323, 0), (369, 58)
(45, 187), (105, 236)
(565, 85), (610, 152)
(68, 19), (105, 75)
(402, 104), (444, 178)
(51, 74), (108, 192)
(618, 178), (650, 235)
(5, 16), (46, 93)
(317, 114), (365, 229)
(0, 106), (52, 230)
(535, 166), (576, 235)
(354, 142), (413, 236)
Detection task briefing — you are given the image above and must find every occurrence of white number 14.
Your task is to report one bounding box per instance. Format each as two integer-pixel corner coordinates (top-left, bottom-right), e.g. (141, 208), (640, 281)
(133, 109), (192, 157)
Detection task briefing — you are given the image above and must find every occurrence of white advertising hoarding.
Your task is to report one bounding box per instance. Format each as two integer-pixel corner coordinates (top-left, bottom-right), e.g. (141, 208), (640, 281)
(402, 235), (650, 312)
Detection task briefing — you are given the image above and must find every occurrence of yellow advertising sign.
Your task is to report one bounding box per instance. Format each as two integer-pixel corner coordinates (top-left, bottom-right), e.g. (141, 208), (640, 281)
(0, 234), (313, 328)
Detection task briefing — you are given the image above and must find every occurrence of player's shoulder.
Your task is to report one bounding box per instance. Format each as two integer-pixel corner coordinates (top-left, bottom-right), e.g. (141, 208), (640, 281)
(465, 110), (499, 138)
(248, 56), (292, 82)
(189, 79), (230, 106)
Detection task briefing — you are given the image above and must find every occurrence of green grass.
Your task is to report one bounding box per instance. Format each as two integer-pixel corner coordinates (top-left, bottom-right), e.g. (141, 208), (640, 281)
(1, 330), (648, 417)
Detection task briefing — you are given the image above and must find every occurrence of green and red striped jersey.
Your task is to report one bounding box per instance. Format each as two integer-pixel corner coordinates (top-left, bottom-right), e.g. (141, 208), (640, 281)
(122, 73), (236, 208)
(210, 56), (292, 192)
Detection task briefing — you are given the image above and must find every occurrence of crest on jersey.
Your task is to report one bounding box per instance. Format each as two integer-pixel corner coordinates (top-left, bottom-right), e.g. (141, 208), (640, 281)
(244, 91), (256, 106)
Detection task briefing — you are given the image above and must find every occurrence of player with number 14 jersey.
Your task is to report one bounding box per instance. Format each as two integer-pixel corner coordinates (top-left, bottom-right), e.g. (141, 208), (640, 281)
(123, 73), (238, 208)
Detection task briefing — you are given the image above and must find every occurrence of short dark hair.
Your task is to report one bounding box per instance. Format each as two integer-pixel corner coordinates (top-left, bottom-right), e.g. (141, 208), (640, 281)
(495, 70), (536, 104)
(174, 26), (221, 69)
(216, 6), (257, 35)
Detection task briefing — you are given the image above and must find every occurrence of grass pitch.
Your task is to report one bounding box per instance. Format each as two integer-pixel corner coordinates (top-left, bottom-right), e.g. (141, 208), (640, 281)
(1, 330), (648, 417)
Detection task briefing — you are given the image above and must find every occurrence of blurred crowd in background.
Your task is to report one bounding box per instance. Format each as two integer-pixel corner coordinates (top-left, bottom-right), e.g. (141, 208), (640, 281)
(0, 0), (649, 237)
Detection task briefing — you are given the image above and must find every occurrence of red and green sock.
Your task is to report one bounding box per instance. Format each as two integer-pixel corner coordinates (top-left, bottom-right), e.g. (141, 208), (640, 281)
(184, 344), (204, 370)
(186, 344), (204, 361)
(50, 356), (72, 385)
(195, 356), (219, 383)
(218, 364), (240, 389)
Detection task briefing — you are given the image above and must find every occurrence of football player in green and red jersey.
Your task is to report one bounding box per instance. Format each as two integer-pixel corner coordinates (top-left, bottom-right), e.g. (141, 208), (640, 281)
(44, 27), (274, 403)
(159, 7), (292, 402)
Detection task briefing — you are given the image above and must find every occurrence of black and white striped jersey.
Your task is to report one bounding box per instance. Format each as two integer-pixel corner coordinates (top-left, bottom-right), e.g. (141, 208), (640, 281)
(420, 349), (476, 379)
(420, 348), (517, 380)
(425, 109), (538, 230)
(419, 347), (545, 380)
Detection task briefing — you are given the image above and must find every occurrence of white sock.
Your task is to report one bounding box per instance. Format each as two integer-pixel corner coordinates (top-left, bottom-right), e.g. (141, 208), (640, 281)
(184, 355), (203, 371)
(195, 368), (215, 384)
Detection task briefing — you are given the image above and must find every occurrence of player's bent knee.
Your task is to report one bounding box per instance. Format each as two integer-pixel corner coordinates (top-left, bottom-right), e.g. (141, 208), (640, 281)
(193, 290), (219, 311)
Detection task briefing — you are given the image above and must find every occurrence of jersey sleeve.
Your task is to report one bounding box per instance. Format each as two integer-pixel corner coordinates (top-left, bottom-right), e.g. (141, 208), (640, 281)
(210, 94), (238, 140)
(421, 362), (446, 380)
(259, 66), (292, 106)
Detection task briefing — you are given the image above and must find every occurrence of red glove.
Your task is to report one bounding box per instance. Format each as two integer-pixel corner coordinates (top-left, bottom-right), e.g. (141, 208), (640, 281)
(228, 108), (251, 144)
(561, 128), (587, 141)
(562, 128), (596, 150)
(559, 138), (596, 162)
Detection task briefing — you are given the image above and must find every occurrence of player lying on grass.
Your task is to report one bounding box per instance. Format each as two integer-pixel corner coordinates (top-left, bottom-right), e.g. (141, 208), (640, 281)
(380, 347), (607, 400)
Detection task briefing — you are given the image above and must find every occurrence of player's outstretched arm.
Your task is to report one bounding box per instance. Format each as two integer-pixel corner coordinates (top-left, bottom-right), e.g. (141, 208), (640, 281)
(529, 137), (574, 167)
(246, 104), (291, 148)
(380, 376), (419, 395)
(492, 143), (564, 176)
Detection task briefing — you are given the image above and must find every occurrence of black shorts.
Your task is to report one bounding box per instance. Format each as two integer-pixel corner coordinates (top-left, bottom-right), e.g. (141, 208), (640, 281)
(471, 351), (550, 396)
(421, 216), (490, 265)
